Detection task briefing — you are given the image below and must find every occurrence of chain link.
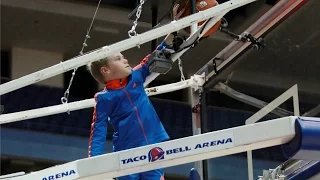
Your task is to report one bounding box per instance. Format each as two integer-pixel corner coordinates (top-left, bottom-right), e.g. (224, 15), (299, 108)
(128, 0), (145, 38)
(178, 58), (185, 81)
(61, 0), (102, 113)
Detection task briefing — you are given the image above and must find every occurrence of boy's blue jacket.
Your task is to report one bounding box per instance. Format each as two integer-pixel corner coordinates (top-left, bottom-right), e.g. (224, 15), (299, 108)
(88, 41), (170, 157)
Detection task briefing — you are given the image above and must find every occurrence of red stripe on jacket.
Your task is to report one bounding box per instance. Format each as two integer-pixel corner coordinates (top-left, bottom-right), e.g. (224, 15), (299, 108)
(133, 54), (150, 71)
(88, 93), (99, 157)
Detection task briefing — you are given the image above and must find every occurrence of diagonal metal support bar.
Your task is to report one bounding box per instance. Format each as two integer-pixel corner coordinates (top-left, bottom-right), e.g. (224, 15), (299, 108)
(214, 82), (293, 117)
(302, 104), (320, 117)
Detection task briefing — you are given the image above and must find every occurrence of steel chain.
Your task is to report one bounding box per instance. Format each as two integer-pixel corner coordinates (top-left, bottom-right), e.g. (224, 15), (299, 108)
(178, 58), (185, 81)
(128, 0), (145, 37)
(61, 0), (102, 113)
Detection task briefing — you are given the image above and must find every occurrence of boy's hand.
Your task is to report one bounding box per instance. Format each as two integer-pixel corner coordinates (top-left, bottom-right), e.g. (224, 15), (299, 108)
(163, 4), (186, 46)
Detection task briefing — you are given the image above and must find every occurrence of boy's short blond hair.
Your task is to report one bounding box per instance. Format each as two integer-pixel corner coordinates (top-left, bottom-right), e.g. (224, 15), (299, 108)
(87, 58), (109, 84)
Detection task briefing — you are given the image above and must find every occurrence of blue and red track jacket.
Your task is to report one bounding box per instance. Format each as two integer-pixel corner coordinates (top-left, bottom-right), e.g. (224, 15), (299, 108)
(88, 41), (170, 157)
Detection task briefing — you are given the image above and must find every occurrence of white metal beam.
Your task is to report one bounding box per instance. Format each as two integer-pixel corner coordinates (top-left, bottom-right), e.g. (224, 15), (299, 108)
(0, 0), (257, 96)
(9, 116), (297, 180)
(0, 76), (203, 125)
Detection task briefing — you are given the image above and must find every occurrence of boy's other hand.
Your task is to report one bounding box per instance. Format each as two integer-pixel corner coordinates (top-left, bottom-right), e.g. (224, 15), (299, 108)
(173, 4), (186, 20)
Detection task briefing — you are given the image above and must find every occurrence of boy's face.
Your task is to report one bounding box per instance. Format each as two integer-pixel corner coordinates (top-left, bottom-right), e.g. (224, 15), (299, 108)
(102, 52), (132, 80)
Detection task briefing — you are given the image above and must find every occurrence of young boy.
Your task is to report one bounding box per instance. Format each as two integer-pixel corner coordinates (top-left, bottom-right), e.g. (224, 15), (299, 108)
(87, 5), (186, 180)
(87, 31), (177, 180)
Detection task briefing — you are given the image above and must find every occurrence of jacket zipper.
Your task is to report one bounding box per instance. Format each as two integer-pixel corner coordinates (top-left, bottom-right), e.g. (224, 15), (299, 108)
(123, 89), (149, 144)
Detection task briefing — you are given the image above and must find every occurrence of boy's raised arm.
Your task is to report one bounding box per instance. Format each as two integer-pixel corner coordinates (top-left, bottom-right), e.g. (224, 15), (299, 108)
(133, 34), (175, 81)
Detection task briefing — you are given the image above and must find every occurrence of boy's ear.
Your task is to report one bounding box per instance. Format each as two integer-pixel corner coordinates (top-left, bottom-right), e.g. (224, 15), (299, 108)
(100, 66), (110, 75)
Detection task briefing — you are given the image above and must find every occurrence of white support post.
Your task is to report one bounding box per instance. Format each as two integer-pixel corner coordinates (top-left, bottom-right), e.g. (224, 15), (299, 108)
(187, 14), (226, 180)
(190, 87), (203, 180)
(189, 0), (203, 178)
(245, 84), (300, 180)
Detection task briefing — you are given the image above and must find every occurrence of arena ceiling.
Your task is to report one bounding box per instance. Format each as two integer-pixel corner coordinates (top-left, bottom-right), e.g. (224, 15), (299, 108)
(1, 0), (320, 106)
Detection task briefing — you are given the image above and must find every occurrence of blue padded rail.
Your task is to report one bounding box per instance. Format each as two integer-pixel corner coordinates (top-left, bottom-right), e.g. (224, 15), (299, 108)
(189, 168), (201, 180)
(288, 161), (320, 180)
(282, 117), (320, 161)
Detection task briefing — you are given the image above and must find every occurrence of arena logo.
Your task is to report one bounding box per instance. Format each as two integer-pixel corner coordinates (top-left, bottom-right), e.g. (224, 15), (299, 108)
(148, 147), (165, 162)
(121, 138), (233, 165)
(42, 169), (76, 180)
